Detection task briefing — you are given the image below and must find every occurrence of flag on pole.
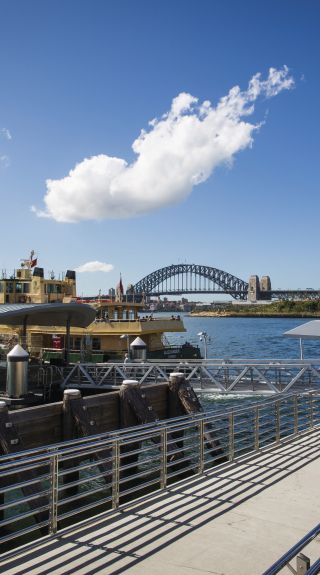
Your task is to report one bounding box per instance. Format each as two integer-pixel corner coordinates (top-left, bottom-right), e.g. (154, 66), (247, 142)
(29, 250), (37, 268)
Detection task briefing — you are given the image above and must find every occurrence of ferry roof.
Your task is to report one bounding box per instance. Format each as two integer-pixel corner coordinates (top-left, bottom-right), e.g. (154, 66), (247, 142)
(0, 302), (96, 327)
(283, 320), (320, 339)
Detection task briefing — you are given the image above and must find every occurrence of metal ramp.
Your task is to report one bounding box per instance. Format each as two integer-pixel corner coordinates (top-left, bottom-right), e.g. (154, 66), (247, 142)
(60, 359), (320, 394)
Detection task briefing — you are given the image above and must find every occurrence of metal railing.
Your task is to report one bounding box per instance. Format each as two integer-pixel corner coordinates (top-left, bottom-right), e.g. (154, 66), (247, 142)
(1, 391), (320, 552)
(59, 359), (320, 393)
(262, 522), (320, 574)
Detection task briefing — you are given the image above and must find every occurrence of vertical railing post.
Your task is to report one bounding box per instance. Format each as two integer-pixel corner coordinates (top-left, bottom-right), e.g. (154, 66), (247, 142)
(49, 452), (59, 535)
(254, 406), (259, 451)
(309, 392), (314, 429)
(294, 395), (298, 435)
(250, 368), (254, 391)
(160, 428), (167, 489)
(112, 439), (120, 509)
(275, 401), (280, 444)
(198, 419), (205, 474)
(229, 412), (234, 461)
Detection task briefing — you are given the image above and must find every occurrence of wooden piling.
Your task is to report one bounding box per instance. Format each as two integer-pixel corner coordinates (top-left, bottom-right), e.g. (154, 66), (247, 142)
(0, 401), (6, 527)
(168, 372), (185, 450)
(168, 373), (227, 463)
(62, 389), (81, 497)
(0, 401), (49, 535)
(119, 381), (143, 479)
(63, 389), (113, 494)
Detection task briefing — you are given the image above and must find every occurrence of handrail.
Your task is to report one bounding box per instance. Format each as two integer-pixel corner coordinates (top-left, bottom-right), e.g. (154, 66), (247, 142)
(306, 558), (320, 575)
(1, 390), (320, 552)
(261, 522), (320, 574)
(0, 390), (314, 464)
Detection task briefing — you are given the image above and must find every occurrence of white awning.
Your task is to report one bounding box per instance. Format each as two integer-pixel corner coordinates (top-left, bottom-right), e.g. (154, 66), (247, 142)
(0, 302), (96, 328)
(283, 320), (320, 339)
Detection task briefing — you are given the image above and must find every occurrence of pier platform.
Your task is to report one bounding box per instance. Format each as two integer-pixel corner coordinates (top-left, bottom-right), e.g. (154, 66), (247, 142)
(2, 427), (320, 574)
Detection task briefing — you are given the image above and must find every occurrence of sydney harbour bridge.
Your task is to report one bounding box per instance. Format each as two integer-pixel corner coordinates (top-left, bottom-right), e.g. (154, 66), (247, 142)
(132, 264), (320, 301)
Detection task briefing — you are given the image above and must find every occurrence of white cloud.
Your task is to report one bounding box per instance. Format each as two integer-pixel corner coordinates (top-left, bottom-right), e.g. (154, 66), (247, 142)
(1, 128), (12, 141)
(0, 155), (10, 168)
(75, 261), (114, 273)
(33, 66), (294, 223)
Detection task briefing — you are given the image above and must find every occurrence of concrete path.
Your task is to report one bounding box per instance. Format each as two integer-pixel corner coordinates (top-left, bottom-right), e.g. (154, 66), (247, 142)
(2, 429), (320, 575)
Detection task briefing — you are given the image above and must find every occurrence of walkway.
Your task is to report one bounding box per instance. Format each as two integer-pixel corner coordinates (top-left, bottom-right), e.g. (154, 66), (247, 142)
(2, 429), (320, 574)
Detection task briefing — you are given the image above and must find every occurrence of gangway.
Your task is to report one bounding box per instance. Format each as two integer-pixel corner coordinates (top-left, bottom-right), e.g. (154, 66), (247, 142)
(60, 358), (320, 394)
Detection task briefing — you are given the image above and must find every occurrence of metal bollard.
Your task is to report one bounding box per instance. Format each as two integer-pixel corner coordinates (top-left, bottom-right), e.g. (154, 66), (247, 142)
(6, 344), (29, 397)
(121, 379), (139, 388)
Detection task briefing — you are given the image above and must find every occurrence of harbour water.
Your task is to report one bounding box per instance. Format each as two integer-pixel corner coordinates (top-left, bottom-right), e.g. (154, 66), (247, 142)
(165, 315), (320, 360)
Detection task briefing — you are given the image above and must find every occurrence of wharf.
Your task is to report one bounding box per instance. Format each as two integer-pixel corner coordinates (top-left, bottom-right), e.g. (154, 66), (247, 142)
(2, 427), (320, 575)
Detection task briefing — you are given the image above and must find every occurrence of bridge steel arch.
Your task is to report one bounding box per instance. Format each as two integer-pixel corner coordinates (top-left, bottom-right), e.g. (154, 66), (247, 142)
(133, 264), (249, 300)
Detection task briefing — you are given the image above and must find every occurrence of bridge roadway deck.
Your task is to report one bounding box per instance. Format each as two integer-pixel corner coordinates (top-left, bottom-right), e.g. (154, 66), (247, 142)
(2, 429), (320, 575)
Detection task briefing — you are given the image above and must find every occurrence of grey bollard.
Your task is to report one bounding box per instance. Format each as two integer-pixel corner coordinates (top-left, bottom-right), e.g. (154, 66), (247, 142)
(6, 344), (29, 397)
(130, 337), (147, 361)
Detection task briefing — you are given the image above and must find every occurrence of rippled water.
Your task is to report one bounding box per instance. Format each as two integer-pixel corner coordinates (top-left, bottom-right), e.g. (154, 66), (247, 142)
(164, 314), (320, 360)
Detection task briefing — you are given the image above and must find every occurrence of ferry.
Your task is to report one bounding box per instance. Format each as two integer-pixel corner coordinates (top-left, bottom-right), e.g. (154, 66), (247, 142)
(0, 252), (201, 362)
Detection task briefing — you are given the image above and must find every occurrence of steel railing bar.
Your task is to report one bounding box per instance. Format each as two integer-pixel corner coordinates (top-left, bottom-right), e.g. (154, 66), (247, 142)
(58, 494), (113, 522)
(261, 522), (320, 575)
(58, 483), (112, 507)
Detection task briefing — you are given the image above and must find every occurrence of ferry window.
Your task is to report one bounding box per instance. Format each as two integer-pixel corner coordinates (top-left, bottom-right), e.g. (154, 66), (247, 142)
(122, 310), (127, 320)
(92, 337), (100, 350)
(113, 310), (118, 320)
(129, 309), (135, 320)
(73, 337), (82, 350)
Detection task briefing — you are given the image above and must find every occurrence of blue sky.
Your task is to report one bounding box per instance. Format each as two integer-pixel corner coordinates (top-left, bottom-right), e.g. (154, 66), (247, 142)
(0, 0), (319, 296)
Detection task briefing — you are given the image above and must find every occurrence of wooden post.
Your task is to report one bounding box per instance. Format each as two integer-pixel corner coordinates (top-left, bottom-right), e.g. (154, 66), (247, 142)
(64, 316), (71, 365)
(168, 372), (185, 418)
(119, 380), (141, 480)
(63, 390), (112, 485)
(168, 373), (227, 464)
(0, 401), (6, 529)
(0, 401), (49, 534)
(168, 373), (185, 449)
(62, 389), (81, 497)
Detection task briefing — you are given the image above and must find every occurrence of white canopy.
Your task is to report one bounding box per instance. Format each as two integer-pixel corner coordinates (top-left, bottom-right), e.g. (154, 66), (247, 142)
(283, 320), (320, 339)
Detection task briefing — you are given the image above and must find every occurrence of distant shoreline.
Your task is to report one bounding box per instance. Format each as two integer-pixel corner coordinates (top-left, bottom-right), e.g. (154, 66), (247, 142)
(189, 311), (320, 319)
